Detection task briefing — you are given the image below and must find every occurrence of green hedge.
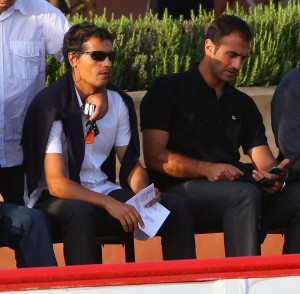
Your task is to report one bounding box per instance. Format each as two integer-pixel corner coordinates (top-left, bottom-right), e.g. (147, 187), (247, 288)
(46, 0), (300, 91)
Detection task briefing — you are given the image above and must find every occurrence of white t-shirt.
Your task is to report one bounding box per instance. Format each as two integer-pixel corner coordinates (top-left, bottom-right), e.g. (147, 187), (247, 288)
(26, 89), (131, 208)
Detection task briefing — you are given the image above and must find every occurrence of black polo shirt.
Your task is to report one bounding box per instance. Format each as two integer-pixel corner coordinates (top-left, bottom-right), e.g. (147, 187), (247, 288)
(140, 64), (268, 184)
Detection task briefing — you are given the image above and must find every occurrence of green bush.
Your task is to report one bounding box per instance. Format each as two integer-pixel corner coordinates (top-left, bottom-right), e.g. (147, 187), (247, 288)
(46, 0), (300, 90)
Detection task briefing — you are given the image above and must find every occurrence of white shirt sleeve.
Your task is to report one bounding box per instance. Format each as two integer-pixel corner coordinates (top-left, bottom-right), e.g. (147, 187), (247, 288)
(44, 3), (71, 62)
(114, 95), (131, 147)
(45, 120), (63, 153)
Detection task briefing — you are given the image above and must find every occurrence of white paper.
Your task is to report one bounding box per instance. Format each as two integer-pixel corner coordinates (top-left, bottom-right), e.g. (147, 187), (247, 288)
(126, 183), (170, 240)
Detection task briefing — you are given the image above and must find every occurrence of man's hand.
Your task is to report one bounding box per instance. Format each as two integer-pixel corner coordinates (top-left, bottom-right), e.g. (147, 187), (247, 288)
(145, 187), (161, 208)
(252, 158), (289, 193)
(104, 196), (144, 232)
(205, 163), (244, 182)
(86, 89), (108, 121)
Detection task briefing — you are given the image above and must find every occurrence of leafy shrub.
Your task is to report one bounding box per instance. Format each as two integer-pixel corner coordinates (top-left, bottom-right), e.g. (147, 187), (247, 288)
(46, 0), (300, 90)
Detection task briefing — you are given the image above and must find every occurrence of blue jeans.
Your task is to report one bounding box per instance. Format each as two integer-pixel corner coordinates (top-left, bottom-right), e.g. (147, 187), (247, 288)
(0, 202), (57, 267)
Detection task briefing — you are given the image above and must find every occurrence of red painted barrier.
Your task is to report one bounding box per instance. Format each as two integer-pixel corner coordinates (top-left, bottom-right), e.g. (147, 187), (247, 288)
(0, 254), (300, 291)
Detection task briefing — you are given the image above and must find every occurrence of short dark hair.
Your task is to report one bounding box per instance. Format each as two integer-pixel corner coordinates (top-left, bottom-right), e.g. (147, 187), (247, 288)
(62, 21), (113, 70)
(205, 15), (252, 46)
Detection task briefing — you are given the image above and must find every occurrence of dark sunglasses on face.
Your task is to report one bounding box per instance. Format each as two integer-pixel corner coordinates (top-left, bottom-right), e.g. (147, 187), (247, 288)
(74, 51), (116, 62)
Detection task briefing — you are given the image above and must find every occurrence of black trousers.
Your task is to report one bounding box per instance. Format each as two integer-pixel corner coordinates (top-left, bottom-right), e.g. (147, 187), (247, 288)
(0, 165), (24, 205)
(260, 181), (300, 254)
(167, 179), (262, 257)
(167, 177), (300, 256)
(36, 188), (196, 265)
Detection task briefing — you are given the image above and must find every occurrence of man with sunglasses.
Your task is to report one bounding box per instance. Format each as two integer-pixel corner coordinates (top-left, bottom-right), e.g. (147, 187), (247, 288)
(1, 0), (110, 268)
(21, 22), (196, 265)
(140, 14), (295, 257)
(1, 0), (109, 206)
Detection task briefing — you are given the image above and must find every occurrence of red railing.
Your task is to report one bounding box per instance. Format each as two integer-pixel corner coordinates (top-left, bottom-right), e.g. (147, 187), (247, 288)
(0, 254), (300, 291)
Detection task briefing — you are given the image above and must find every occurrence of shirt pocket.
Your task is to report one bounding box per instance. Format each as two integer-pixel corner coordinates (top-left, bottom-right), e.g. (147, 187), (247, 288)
(11, 41), (41, 80)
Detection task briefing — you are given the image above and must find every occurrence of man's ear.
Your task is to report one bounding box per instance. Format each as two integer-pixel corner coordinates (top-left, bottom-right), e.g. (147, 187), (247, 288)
(68, 52), (78, 68)
(204, 39), (215, 56)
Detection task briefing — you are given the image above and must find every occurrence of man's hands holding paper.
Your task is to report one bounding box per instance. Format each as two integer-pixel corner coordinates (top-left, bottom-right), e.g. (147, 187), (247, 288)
(104, 196), (144, 233)
(126, 184), (170, 240)
(105, 187), (161, 233)
(145, 187), (161, 208)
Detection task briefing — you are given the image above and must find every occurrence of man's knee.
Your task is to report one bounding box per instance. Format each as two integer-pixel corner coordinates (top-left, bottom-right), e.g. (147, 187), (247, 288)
(160, 192), (194, 226)
(160, 192), (192, 212)
(230, 182), (262, 209)
(243, 183), (262, 206)
(61, 200), (96, 226)
(16, 207), (49, 233)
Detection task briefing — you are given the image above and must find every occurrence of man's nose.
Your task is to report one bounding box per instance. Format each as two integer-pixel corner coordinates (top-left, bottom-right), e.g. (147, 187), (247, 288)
(232, 57), (243, 70)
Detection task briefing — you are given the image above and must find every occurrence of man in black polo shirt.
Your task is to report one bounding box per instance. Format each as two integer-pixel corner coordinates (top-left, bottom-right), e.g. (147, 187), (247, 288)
(140, 15), (292, 257)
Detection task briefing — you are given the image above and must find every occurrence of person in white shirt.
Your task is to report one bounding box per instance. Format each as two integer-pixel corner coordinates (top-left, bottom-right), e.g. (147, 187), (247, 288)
(21, 22), (196, 265)
(0, 0), (107, 205)
(0, 0), (106, 268)
(0, 0), (70, 204)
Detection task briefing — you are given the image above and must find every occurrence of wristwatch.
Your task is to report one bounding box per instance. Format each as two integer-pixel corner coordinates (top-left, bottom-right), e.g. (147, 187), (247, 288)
(279, 181), (286, 191)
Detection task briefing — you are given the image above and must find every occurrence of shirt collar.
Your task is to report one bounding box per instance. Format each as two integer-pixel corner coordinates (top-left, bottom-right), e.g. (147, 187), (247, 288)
(187, 62), (234, 96)
(74, 86), (83, 108)
(0, 0), (26, 20)
(14, 0), (26, 15)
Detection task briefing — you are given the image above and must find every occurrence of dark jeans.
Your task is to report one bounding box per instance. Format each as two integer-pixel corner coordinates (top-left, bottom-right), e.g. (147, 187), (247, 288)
(0, 202), (57, 267)
(260, 181), (300, 254)
(0, 165), (25, 205)
(36, 188), (196, 265)
(166, 179), (262, 257)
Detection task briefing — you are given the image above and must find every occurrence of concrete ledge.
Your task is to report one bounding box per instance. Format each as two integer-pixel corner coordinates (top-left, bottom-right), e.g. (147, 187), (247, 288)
(237, 86), (277, 97)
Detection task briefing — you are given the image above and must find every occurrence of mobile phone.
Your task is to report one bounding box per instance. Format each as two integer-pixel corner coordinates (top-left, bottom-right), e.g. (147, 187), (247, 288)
(268, 167), (284, 175)
(258, 167), (288, 188)
(268, 167), (288, 182)
(258, 177), (275, 188)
